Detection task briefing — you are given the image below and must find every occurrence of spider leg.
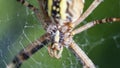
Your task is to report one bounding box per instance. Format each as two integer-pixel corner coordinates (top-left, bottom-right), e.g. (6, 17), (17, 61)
(72, 18), (120, 35)
(7, 33), (51, 68)
(17, 0), (52, 29)
(74, 0), (103, 27)
(17, 0), (38, 13)
(69, 40), (95, 68)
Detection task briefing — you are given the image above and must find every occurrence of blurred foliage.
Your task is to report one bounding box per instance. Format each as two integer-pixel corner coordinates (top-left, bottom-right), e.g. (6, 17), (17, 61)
(0, 0), (120, 68)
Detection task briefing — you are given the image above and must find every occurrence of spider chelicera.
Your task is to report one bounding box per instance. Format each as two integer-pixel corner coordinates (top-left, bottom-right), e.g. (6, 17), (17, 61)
(7, 0), (120, 68)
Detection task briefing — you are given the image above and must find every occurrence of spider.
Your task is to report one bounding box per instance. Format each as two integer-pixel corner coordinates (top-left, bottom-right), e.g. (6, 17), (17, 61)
(7, 0), (120, 68)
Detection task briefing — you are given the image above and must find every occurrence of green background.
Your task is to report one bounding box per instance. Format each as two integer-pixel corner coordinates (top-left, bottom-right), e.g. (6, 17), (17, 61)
(0, 0), (120, 68)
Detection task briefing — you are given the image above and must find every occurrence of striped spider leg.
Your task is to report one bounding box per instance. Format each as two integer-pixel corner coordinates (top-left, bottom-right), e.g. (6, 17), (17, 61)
(7, 33), (51, 68)
(58, 0), (104, 67)
(66, 0), (120, 67)
(69, 18), (120, 68)
(17, 0), (52, 29)
(7, 0), (52, 68)
(71, 18), (120, 67)
(74, 0), (103, 26)
(73, 18), (120, 35)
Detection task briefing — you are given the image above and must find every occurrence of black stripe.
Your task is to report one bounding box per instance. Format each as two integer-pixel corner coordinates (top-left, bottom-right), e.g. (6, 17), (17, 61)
(17, 0), (21, 2)
(31, 40), (50, 54)
(107, 18), (113, 22)
(99, 19), (103, 24)
(17, 0), (25, 4)
(28, 4), (34, 8)
(12, 40), (50, 68)
(13, 56), (22, 68)
(21, 0), (25, 4)
(20, 52), (30, 60)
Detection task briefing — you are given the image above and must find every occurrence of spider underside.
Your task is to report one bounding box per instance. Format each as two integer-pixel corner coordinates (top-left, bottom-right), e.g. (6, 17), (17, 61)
(7, 0), (120, 68)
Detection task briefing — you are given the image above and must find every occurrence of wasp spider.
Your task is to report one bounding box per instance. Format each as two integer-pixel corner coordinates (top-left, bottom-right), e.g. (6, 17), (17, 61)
(7, 0), (120, 68)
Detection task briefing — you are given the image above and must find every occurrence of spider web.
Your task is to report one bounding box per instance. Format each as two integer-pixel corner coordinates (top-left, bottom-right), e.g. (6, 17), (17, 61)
(0, 0), (120, 68)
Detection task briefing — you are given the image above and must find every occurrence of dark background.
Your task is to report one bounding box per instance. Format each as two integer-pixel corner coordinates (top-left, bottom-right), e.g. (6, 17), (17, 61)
(0, 0), (120, 68)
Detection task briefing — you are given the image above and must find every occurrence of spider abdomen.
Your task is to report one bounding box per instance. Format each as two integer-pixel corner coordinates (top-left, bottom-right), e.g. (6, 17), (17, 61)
(45, 0), (84, 25)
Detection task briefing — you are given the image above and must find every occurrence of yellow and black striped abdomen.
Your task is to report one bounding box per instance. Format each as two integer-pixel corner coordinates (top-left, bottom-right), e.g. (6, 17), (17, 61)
(45, 0), (84, 24)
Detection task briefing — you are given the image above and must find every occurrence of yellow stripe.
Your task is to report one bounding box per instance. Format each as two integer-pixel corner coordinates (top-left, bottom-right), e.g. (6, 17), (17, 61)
(60, 0), (67, 20)
(48, 0), (53, 17)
